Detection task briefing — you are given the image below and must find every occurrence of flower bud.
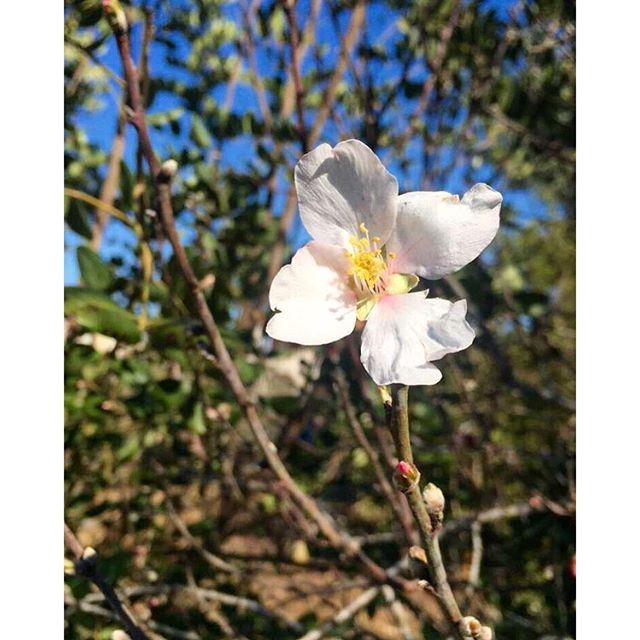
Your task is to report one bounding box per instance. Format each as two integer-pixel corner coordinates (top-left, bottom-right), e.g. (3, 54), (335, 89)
(459, 616), (492, 639)
(460, 616), (481, 637)
(409, 545), (427, 565)
(423, 482), (445, 530)
(112, 632), (132, 640)
(478, 627), (493, 640)
(159, 159), (179, 181)
(82, 546), (97, 561)
(393, 461), (420, 492)
(102, 0), (128, 35)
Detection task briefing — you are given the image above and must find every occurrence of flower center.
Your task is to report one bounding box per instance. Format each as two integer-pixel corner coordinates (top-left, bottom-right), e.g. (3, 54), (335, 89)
(344, 223), (395, 294)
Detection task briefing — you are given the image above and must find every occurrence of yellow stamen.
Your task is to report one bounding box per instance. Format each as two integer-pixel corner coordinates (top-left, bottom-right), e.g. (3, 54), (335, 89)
(345, 223), (388, 293)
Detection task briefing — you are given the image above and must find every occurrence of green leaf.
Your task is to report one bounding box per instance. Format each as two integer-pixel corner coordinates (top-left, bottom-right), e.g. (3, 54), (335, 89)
(65, 288), (141, 343)
(77, 246), (114, 291)
(65, 197), (93, 240)
(190, 114), (212, 147)
(188, 401), (207, 435)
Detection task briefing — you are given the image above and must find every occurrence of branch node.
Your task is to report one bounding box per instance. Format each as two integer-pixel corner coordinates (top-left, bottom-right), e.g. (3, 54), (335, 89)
(393, 460), (420, 493)
(158, 159), (179, 183)
(423, 482), (446, 531)
(75, 546), (99, 578)
(102, 0), (128, 35)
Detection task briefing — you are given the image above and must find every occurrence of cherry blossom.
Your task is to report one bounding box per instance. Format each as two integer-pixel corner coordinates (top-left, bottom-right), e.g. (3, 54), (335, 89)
(266, 140), (502, 386)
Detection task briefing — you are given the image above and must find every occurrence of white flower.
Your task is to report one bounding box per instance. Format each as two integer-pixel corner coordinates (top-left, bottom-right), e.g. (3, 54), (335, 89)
(266, 140), (502, 386)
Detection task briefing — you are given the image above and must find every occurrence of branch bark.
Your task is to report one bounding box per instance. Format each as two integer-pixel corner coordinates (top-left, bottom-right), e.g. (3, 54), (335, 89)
(386, 385), (465, 639)
(282, 0), (308, 152)
(64, 523), (150, 640)
(105, 5), (411, 596)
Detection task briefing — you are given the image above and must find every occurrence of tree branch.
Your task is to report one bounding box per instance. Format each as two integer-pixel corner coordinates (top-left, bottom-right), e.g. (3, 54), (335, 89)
(105, 3), (412, 596)
(386, 385), (465, 639)
(282, 0), (309, 152)
(64, 522), (150, 640)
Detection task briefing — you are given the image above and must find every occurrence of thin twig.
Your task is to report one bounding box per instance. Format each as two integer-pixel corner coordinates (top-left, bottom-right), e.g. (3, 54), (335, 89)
(95, 583), (305, 634)
(105, 3), (410, 595)
(465, 521), (483, 598)
(68, 600), (199, 640)
(64, 35), (126, 87)
(164, 498), (241, 575)
(386, 386), (465, 640)
(398, 1), (462, 146)
(64, 523), (150, 640)
(296, 587), (380, 640)
(280, 0), (323, 118)
(91, 102), (127, 250)
(335, 369), (417, 546)
(282, 0), (308, 152)
(308, 0), (365, 146)
(241, 0), (274, 132)
(381, 584), (417, 640)
(261, 0), (365, 308)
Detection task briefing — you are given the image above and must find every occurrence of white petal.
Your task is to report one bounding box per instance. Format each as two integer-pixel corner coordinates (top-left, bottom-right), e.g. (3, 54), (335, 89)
(266, 241), (357, 346)
(386, 184), (502, 279)
(360, 292), (475, 386)
(295, 140), (398, 247)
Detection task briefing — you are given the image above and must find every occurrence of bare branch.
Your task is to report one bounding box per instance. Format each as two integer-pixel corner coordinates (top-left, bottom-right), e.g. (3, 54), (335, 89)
(64, 523), (150, 640)
(385, 386), (465, 639)
(105, 4), (412, 596)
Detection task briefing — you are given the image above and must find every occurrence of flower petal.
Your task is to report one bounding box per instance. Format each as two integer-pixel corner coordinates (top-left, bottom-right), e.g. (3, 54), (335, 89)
(295, 140), (398, 247)
(360, 292), (474, 386)
(266, 241), (357, 346)
(386, 184), (502, 279)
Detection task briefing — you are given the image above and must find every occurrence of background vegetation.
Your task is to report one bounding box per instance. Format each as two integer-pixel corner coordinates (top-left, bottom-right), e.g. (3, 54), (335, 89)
(64, 0), (575, 637)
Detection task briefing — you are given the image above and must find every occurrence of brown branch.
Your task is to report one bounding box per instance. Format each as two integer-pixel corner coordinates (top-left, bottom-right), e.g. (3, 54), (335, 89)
(381, 584), (417, 640)
(105, 4), (410, 595)
(164, 498), (241, 576)
(64, 35), (126, 88)
(222, 57), (242, 113)
(398, 0), (462, 146)
(241, 0), (274, 132)
(335, 369), (417, 546)
(295, 556), (412, 640)
(282, 0), (309, 152)
(67, 599), (198, 640)
(84, 583), (305, 634)
(92, 104), (126, 250)
(261, 0), (366, 309)
(465, 521), (483, 599)
(296, 586), (381, 640)
(309, 0), (365, 146)
(64, 522), (150, 640)
(281, 0), (323, 118)
(385, 386), (465, 640)
(265, 185), (298, 286)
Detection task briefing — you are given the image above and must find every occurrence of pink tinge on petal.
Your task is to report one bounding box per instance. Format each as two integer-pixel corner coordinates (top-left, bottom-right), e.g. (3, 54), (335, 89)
(360, 292), (474, 386)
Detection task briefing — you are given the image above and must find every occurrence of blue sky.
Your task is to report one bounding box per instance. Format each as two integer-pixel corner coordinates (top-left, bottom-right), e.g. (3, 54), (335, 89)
(65, 0), (543, 285)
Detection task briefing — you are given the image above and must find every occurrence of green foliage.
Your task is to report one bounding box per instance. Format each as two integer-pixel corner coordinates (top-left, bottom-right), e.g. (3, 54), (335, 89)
(64, 0), (575, 638)
(76, 246), (114, 290)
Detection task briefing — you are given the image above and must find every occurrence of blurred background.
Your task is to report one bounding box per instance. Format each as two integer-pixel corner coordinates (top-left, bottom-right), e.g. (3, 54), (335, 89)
(64, 0), (575, 638)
